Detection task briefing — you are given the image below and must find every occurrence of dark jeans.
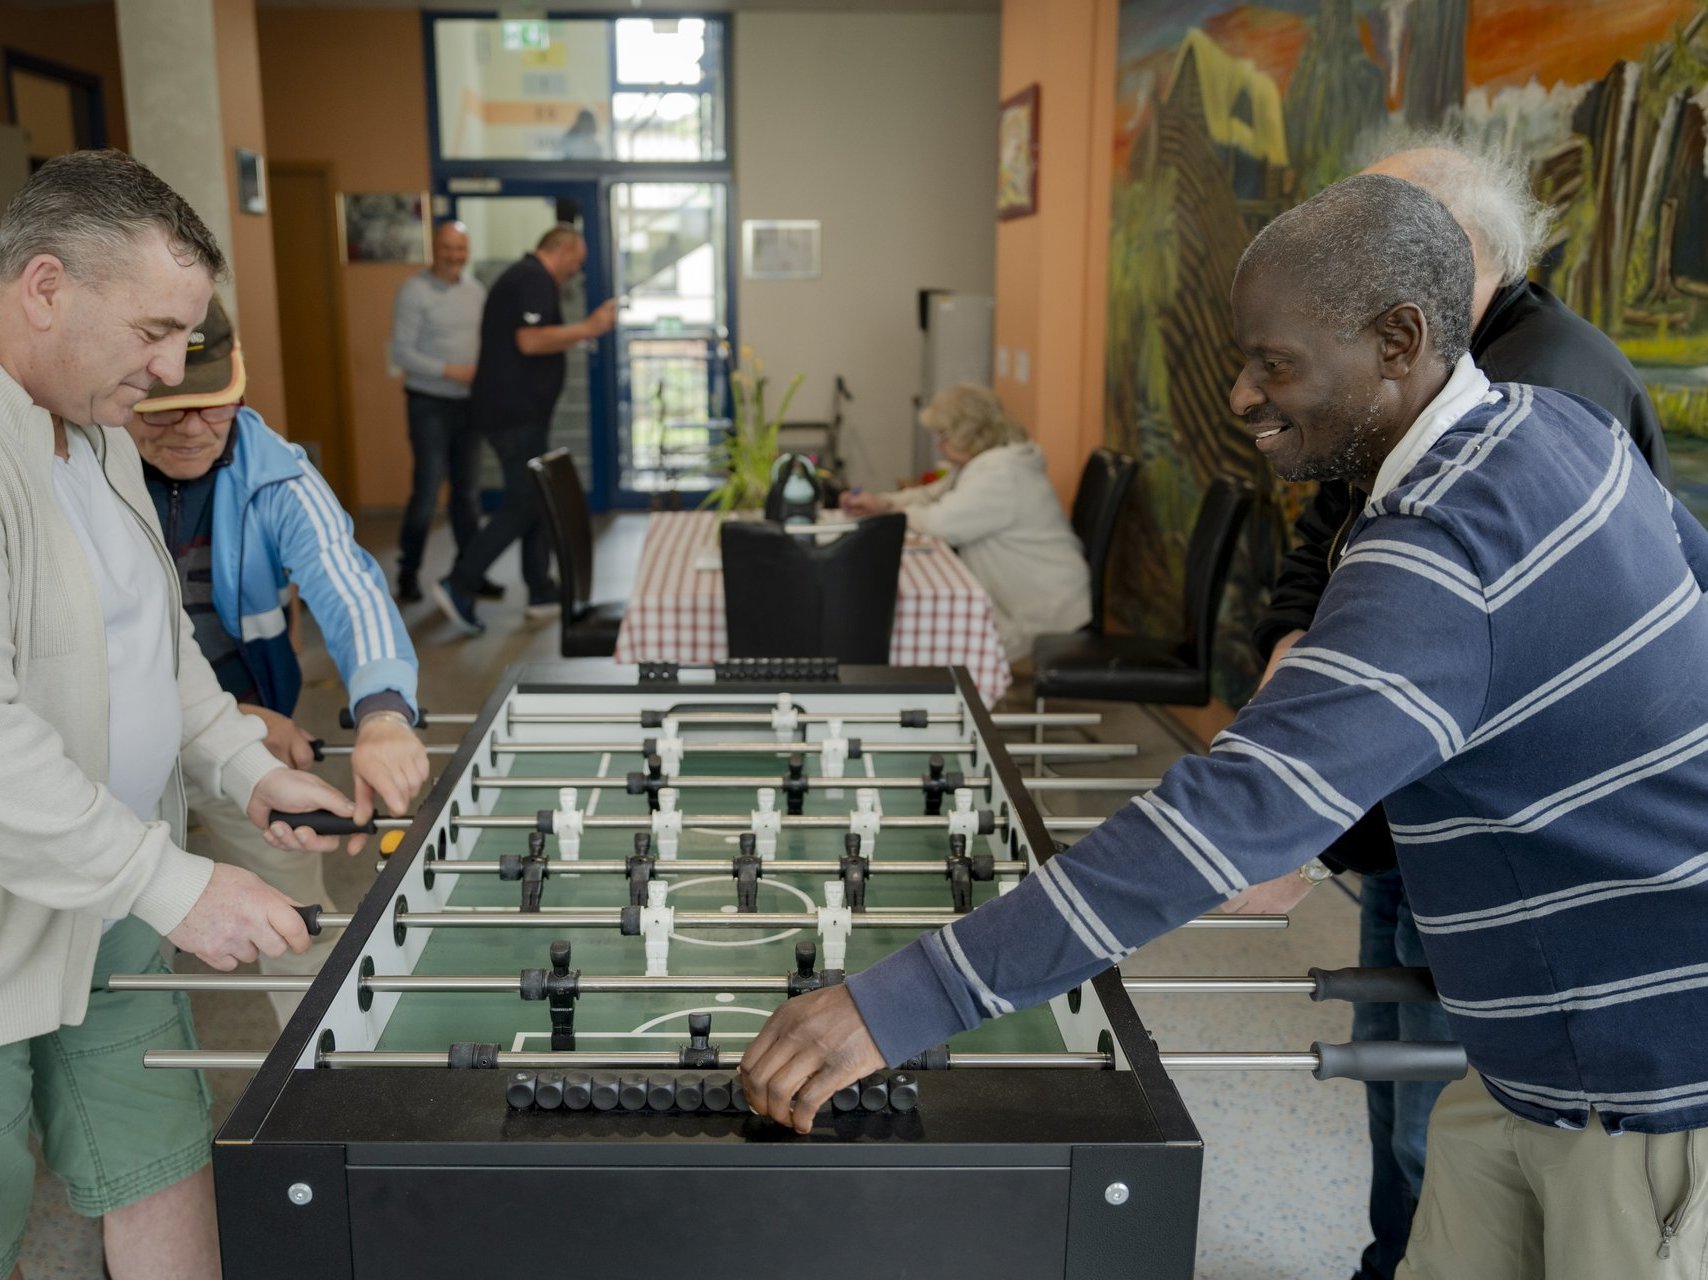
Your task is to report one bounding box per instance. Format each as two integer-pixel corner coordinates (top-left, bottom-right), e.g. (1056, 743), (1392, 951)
(449, 419), (553, 598)
(399, 391), (482, 576)
(1350, 867), (1450, 1280)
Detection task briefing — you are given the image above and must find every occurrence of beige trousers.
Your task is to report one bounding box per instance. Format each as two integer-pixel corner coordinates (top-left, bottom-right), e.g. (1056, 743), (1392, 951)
(1399, 1071), (1708, 1280)
(184, 795), (341, 1027)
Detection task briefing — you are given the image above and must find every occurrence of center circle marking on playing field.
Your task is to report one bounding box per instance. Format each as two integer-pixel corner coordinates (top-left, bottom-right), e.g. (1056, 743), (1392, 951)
(663, 874), (814, 947)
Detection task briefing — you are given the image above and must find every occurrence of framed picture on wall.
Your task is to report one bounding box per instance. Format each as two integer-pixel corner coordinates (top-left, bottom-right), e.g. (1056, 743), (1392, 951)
(235, 148), (265, 215)
(997, 84), (1039, 221)
(743, 219), (821, 280)
(338, 191), (430, 264)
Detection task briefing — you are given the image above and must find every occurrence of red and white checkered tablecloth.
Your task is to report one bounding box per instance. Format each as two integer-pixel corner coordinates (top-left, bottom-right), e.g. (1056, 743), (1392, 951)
(613, 511), (1012, 705)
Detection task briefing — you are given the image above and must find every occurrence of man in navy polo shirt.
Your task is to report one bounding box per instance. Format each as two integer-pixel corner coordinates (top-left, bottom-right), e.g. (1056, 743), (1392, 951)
(433, 224), (615, 635)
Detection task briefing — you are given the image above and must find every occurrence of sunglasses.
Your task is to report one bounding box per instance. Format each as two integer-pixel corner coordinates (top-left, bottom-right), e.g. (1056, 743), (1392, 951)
(138, 402), (240, 428)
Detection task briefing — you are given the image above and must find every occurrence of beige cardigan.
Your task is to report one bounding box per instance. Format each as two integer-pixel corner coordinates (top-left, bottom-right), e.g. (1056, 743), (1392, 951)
(0, 364), (280, 1044)
(886, 442), (1091, 661)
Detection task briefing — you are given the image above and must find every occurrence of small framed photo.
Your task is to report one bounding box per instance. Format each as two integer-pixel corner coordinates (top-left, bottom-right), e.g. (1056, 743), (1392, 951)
(997, 84), (1040, 221)
(235, 148), (266, 216)
(338, 192), (430, 264)
(743, 219), (821, 280)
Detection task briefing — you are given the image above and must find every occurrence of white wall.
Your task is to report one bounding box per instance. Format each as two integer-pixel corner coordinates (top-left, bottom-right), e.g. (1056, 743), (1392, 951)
(733, 11), (999, 491)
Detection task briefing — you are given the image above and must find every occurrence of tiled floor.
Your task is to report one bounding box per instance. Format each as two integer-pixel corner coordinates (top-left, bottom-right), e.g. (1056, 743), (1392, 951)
(21, 512), (1372, 1279)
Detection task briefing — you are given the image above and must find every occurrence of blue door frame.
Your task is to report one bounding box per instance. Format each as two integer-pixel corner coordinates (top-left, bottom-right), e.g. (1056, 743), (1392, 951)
(448, 179), (617, 510)
(420, 11), (738, 513)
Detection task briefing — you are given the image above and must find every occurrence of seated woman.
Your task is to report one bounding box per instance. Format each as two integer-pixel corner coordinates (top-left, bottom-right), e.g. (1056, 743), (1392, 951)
(842, 384), (1090, 662)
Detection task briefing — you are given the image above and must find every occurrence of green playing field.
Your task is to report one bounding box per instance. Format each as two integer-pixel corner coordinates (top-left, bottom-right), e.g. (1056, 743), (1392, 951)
(376, 744), (1068, 1056)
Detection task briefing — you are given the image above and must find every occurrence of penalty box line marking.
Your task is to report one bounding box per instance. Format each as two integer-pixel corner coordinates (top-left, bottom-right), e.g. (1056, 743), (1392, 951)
(511, 1005), (770, 1052)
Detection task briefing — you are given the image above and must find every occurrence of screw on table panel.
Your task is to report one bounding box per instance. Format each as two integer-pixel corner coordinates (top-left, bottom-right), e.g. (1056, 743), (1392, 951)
(287, 1182), (314, 1206)
(1104, 1182), (1130, 1207)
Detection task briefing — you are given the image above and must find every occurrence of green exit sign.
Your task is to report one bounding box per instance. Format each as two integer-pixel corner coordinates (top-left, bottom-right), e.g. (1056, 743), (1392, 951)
(501, 20), (550, 51)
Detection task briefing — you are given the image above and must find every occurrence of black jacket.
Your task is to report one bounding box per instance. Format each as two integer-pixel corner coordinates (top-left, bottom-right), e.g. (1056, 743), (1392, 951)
(1252, 278), (1672, 873)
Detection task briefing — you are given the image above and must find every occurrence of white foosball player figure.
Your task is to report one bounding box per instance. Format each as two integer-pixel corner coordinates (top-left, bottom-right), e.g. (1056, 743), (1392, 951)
(554, 787), (584, 860)
(641, 880), (673, 976)
(848, 787), (882, 857)
(771, 692), (800, 742)
(751, 787), (781, 860)
(947, 787), (980, 842)
(654, 715), (685, 778)
(652, 787), (683, 859)
(819, 719), (849, 779)
(819, 881), (852, 971)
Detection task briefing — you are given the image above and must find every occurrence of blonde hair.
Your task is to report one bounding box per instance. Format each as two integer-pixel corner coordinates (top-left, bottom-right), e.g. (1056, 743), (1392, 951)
(919, 384), (1027, 457)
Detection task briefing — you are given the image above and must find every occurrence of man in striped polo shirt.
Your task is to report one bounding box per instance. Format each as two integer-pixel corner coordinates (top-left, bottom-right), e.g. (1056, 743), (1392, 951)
(742, 173), (1708, 1275)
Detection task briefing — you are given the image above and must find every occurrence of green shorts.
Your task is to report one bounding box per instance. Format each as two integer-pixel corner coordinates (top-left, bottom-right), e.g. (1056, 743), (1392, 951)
(1, 916), (213, 1275)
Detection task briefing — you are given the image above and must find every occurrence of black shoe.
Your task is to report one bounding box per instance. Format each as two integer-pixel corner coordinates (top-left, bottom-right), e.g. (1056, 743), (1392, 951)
(432, 577), (485, 636)
(397, 571), (422, 604)
(476, 577), (506, 600)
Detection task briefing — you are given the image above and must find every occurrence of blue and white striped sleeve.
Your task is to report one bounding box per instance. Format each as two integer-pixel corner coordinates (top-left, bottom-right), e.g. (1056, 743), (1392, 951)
(845, 512), (1493, 1064)
(263, 461), (420, 719)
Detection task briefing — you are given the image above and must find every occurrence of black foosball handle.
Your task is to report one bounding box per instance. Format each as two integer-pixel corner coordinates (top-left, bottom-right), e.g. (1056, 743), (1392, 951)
(269, 810), (377, 836)
(295, 903), (324, 937)
(1308, 966), (1439, 1005)
(1311, 1040), (1467, 1083)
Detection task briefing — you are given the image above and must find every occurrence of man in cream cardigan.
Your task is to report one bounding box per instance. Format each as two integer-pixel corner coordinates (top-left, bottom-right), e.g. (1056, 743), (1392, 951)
(0, 152), (363, 1280)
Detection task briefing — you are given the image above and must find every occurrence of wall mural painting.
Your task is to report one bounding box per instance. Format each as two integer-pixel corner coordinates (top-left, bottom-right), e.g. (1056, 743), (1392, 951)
(1108, 0), (1708, 704)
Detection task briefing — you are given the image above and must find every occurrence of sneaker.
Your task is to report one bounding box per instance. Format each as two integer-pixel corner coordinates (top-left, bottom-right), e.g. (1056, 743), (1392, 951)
(432, 577), (485, 635)
(396, 570), (422, 604)
(524, 583), (561, 619)
(476, 577), (506, 601)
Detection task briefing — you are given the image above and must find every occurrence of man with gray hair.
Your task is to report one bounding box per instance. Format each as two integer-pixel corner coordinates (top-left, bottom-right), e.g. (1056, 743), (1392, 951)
(741, 172), (1708, 1275)
(0, 149), (360, 1280)
(1231, 140), (1673, 1280)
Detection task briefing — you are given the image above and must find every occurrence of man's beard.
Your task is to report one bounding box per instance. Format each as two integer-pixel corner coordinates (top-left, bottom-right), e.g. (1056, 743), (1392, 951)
(1271, 394), (1386, 484)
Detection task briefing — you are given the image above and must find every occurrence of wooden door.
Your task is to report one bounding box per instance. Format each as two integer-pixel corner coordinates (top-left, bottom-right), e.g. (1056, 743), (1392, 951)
(269, 162), (354, 501)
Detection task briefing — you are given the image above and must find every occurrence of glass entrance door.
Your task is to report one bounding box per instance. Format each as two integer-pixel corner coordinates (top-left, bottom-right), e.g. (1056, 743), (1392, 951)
(452, 183), (613, 506)
(609, 180), (731, 507)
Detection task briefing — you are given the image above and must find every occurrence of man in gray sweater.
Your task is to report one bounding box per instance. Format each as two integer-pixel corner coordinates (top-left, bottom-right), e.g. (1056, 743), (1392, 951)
(0, 151), (360, 1280)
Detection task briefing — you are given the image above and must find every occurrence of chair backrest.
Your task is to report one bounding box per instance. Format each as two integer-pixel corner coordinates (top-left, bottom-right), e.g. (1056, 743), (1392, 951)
(1179, 477), (1255, 674)
(1070, 447), (1138, 631)
(528, 449), (596, 611)
(720, 513), (906, 663)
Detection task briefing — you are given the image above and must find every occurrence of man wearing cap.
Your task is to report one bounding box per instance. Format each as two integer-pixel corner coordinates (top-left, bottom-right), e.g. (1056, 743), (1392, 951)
(127, 295), (430, 1025)
(0, 151), (361, 1279)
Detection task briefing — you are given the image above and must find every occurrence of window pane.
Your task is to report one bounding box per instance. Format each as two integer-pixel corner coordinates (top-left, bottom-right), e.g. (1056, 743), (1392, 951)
(436, 19), (613, 161)
(434, 18), (725, 163)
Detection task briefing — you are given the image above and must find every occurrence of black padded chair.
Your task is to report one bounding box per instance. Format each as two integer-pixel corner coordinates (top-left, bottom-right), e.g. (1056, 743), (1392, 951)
(528, 449), (626, 657)
(720, 513), (906, 663)
(1070, 447), (1139, 632)
(1032, 476), (1254, 707)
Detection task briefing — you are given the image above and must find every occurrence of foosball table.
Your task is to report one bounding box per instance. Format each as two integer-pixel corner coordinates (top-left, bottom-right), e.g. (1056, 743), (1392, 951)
(125, 661), (1464, 1278)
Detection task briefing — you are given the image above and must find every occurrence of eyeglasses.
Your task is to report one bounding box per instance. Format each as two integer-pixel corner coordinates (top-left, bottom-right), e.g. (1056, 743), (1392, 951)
(138, 402), (239, 428)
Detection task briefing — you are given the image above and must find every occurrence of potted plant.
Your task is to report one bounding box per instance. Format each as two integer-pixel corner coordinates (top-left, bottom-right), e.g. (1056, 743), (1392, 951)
(705, 345), (804, 514)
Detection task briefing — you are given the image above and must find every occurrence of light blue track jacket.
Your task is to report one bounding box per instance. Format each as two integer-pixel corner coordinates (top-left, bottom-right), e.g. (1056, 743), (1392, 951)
(210, 408), (417, 719)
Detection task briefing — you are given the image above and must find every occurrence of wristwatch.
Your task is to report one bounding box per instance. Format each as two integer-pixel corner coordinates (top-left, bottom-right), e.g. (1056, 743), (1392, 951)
(1296, 857), (1335, 886)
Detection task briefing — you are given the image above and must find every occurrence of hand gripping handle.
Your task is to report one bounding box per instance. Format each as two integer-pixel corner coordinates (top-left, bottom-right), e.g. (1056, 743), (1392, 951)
(269, 810), (376, 836)
(295, 903), (324, 936)
(1308, 966), (1439, 1004)
(1311, 1040), (1467, 1083)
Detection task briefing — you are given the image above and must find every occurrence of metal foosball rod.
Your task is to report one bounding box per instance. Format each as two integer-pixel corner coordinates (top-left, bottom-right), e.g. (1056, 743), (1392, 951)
(271, 809), (1107, 836)
(469, 773), (993, 792)
(300, 908), (1286, 931)
(141, 1039), (1468, 1082)
(498, 710), (1102, 729)
(1125, 967), (1438, 1003)
(487, 740), (1137, 759)
(423, 856), (1028, 877)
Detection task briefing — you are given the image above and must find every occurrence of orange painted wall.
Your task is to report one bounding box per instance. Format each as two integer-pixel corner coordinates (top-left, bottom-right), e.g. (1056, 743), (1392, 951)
(995, 0), (1117, 507)
(0, 2), (128, 150)
(257, 7), (428, 509)
(213, 0), (285, 427)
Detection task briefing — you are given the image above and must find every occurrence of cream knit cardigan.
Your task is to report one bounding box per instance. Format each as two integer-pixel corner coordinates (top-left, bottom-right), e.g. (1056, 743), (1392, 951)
(0, 364), (280, 1044)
